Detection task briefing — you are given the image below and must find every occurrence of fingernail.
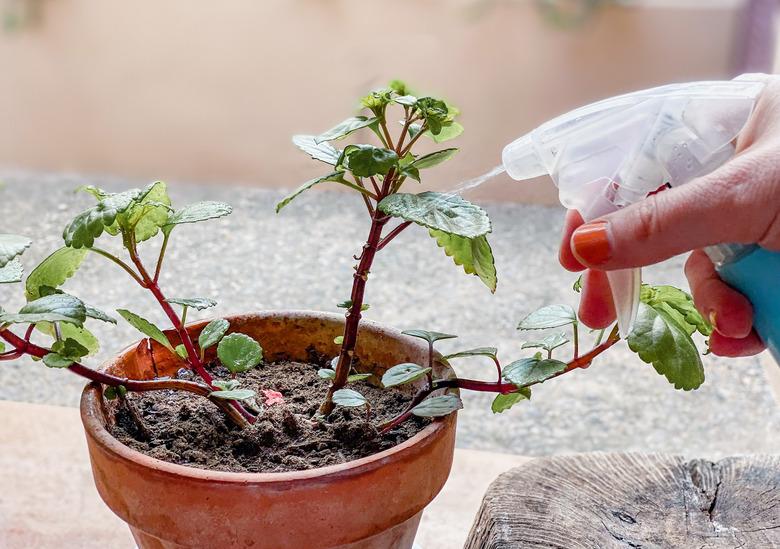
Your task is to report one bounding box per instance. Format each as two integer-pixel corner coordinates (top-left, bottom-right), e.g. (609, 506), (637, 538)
(571, 221), (612, 266)
(709, 311), (718, 330)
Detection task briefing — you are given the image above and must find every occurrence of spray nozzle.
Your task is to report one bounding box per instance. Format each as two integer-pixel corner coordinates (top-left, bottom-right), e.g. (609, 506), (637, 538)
(502, 77), (766, 337)
(502, 134), (547, 181)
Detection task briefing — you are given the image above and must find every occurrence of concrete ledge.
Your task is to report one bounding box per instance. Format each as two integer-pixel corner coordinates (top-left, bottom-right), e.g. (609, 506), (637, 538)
(0, 399), (528, 549)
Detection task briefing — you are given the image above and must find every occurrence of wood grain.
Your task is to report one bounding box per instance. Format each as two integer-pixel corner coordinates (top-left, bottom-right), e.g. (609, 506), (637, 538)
(465, 453), (780, 549)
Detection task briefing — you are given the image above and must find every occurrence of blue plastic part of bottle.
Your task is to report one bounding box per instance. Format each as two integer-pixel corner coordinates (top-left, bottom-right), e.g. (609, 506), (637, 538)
(716, 245), (780, 363)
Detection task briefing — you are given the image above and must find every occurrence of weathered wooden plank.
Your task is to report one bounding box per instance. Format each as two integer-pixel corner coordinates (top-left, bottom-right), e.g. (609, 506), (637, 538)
(465, 453), (780, 549)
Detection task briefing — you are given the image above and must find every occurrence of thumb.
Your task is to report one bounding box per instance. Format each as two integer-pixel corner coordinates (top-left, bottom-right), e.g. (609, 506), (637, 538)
(570, 153), (773, 270)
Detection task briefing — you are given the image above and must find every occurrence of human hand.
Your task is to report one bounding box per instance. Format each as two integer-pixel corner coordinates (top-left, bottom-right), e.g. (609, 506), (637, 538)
(560, 74), (780, 357)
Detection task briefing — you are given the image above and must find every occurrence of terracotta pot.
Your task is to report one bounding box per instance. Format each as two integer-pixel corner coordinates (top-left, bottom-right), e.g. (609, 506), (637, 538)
(80, 311), (458, 549)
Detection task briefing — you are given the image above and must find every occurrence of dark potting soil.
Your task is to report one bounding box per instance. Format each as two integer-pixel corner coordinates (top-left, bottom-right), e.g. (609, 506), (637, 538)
(110, 359), (429, 473)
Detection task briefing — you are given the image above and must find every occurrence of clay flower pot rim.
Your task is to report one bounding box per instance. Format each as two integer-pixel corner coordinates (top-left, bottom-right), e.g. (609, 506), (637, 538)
(81, 309), (454, 486)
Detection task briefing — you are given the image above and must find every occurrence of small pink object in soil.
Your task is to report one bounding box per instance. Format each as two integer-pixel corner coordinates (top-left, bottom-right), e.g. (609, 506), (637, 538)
(262, 389), (284, 406)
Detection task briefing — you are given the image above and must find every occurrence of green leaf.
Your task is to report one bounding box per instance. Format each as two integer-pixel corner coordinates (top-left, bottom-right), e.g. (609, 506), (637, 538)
(292, 135), (341, 165)
(84, 305), (117, 324)
(491, 389), (531, 413)
(76, 185), (110, 200)
(348, 373), (372, 382)
(166, 297), (217, 311)
(503, 357), (567, 387)
(337, 300), (370, 312)
(62, 185), (147, 248)
(318, 368), (336, 380)
(51, 338), (89, 360)
(518, 305), (577, 330)
(34, 285), (116, 325)
(443, 347), (498, 361)
(400, 165), (421, 183)
(393, 94), (417, 106)
(124, 181), (171, 243)
(381, 363), (431, 388)
(0, 234), (31, 268)
(408, 123), (423, 139)
(402, 329), (457, 345)
(0, 259), (23, 284)
(379, 192), (491, 238)
(0, 342), (4, 353)
(175, 344), (188, 359)
(338, 145), (398, 178)
(627, 302), (704, 390)
(315, 116), (379, 143)
(213, 379), (240, 391)
(521, 333), (569, 353)
(411, 394), (463, 417)
(641, 284), (712, 337)
(1, 294), (86, 326)
(334, 335), (344, 345)
(42, 353), (74, 368)
(117, 309), (173, 352)
(398, 152), (421, 182)
(25, 247), (88, 300)
(415, 97), (449, 135)
(360, 89), (393, 113)
(37, 322), (100, 357)
(388, 79), (411, 95)
(429, 231), (496, 292)
(573, 275), (583, 293)
(217, 333), (263, 374)
(165, 202), (232, 229)
(276, 172), (346, 213)
(410, 148), (458, 170)
(198, 319), (229, 352)
(427, 122), (464, 143)
(332, 388), (367, 408)
(209, 388), (256, 401)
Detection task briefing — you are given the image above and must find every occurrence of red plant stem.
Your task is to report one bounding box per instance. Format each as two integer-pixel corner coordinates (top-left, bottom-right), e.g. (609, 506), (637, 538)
(491, 357), (502, 383)
(437, 330), (621, 392)
(435, 378), (517, 393)
(380, 329), (622, 433)
(147, 281), (213, 383)
(396, 117), (412, 153)
(322, 212), (389, 414)
(377, 221), (412, 251)
(125, 237), (213, 384)
(353, 178), (375, 216)
(123, 234), (256, 423)
(369, 177), (381, 196)
(379, 386), (432, 434)
(400, 123), (426, 157)
(379, 119), (394, 150)
(0, 327), (248, 426)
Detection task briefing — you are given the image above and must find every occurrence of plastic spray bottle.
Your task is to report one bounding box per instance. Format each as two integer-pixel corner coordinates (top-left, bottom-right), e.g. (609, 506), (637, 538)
(501, 77), (779, 362)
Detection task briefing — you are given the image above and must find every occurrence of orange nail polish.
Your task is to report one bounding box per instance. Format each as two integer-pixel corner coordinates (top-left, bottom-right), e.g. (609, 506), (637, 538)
(572, 221), (611, 265)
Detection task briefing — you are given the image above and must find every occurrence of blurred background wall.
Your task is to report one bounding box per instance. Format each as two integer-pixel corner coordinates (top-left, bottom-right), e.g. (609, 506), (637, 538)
(0, 0), (775, 204)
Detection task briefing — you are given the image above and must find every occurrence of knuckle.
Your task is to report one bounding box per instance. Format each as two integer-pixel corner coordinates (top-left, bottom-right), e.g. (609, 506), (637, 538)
(633, 195), (663, 242)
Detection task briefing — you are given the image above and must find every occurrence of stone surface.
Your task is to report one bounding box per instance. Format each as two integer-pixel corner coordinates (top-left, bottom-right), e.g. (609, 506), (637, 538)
(0, 399), (524, 549)
(465, 453), (780, 548)
(1, 171), (779, 457)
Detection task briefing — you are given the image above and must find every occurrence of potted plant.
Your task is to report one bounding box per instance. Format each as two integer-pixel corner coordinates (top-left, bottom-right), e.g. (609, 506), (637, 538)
(0, 80), (711, 549)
